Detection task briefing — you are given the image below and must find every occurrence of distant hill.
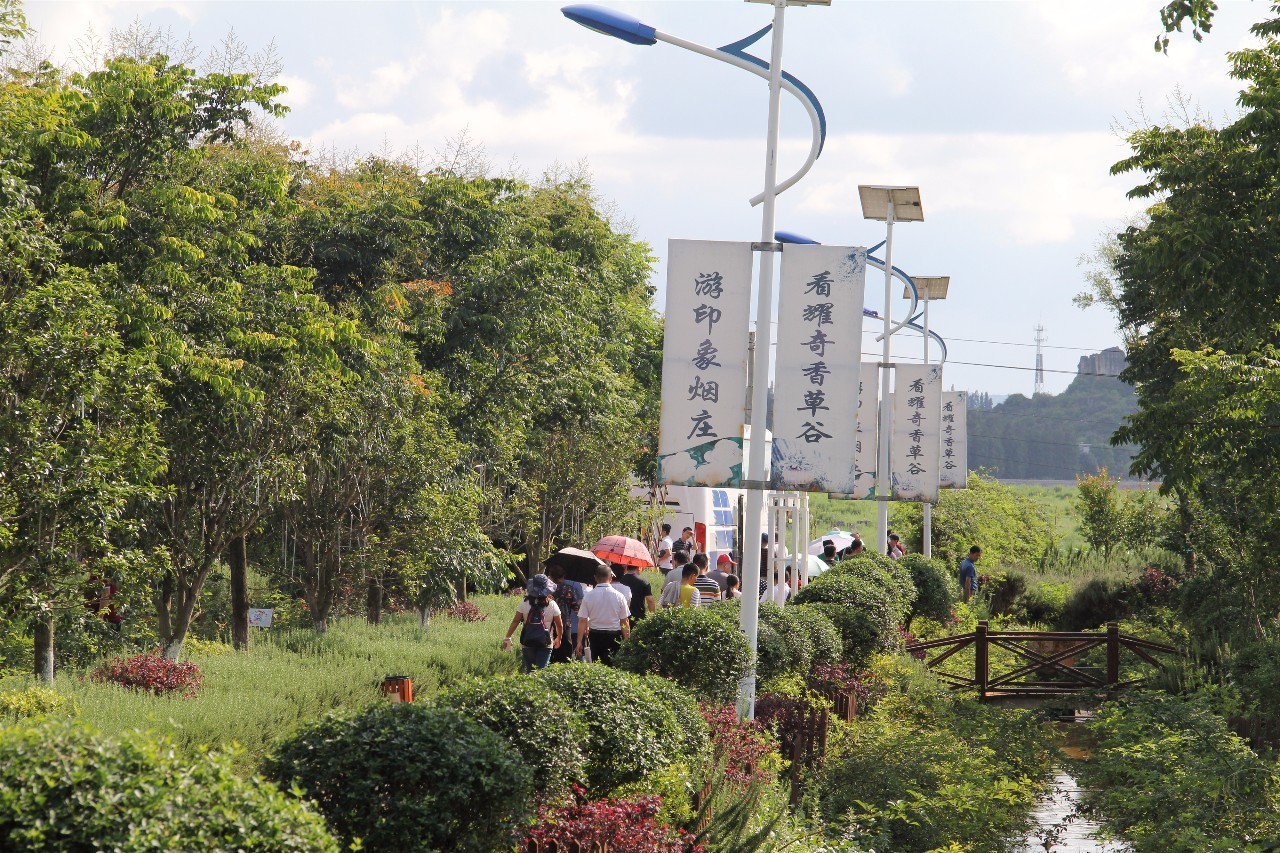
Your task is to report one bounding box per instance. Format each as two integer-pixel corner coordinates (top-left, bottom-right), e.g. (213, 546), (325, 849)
(967, 373), (1139, 480)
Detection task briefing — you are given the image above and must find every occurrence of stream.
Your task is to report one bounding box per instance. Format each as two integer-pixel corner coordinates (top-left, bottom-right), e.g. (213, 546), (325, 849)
(1017, 770), (1128, 853)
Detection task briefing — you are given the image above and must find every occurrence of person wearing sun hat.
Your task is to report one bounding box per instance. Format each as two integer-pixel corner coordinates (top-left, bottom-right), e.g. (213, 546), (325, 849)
(501, 573), (564, 673)
(707, 553), (735, 594)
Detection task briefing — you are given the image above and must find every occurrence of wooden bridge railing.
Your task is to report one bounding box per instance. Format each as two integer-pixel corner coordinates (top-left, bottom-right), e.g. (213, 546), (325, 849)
(905, 620), (1179, 700)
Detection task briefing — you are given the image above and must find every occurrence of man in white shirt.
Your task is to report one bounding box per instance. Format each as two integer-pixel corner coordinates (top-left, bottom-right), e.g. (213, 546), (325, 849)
(656, 523), (674, 571)
(575, 563), (631, 666)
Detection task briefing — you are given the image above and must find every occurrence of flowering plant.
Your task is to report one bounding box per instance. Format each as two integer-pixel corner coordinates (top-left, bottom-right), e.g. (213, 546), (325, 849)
(698, 703), (774, 785)
(91, 654), (203, 697)
(525, 786), (700, 853)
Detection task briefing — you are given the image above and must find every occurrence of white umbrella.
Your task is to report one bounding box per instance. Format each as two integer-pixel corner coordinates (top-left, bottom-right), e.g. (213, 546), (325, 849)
(808, 530), (856, 556)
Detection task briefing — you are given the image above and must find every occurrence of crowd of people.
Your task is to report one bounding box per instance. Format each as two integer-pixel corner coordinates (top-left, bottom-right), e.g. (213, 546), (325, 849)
(503, 519), (984, 674)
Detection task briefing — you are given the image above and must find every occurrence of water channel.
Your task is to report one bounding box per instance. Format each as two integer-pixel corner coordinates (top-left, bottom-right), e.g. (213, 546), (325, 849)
(1016, 770), (1128, 853)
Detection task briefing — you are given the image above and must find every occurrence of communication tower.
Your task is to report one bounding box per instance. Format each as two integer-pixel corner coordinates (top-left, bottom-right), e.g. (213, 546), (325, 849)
(1033, 324), (1046, 396)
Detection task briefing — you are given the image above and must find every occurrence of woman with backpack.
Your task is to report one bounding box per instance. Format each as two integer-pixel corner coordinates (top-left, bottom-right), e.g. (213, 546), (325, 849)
(500, 573), (564, 673)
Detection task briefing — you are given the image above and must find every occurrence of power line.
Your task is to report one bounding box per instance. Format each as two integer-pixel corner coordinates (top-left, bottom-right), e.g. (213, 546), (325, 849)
(970, 433), (1135, 449)
(859, 351), (1124, 378)
(857, 328), (1122, 353)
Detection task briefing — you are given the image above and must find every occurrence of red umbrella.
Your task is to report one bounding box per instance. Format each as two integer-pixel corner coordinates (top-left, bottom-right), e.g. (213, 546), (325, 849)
(591, 535), (654, 569)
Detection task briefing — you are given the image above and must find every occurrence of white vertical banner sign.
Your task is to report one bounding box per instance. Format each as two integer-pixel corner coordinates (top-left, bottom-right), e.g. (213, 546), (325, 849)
(939, 390), (968, 489)
(657, 239), (754, 486)
(770, 245), (867, 492)
(830, 361), (879, 500)
(890, 364), (943, 502)
(855, 361), (879, 498)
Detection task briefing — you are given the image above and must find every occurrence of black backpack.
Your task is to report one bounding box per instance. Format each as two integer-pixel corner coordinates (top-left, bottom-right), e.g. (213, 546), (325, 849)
(520, 597), (552, 648)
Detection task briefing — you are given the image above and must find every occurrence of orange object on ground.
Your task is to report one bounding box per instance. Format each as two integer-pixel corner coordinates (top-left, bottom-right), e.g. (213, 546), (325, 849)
(382, 675), (413, 703)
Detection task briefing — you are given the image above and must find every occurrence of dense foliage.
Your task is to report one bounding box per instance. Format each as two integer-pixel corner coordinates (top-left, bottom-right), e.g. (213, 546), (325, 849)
(1077, 692), (1280, 850)
(525, 787), (699, 853)
(265, 704), (531, 852)
(90, 654), (203, 697)
(614, 605), (751, 703)
(792, 555), (915, 666)
(820, 656), (1051, 851)
(0, 720), (337, 850)
(531, 664), (689, 794)
(437, 675), (586, 796)
(893, 471), (1055, 567)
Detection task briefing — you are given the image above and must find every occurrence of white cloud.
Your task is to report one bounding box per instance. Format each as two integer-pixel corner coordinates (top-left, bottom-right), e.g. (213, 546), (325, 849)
(275, 73), (313, 108)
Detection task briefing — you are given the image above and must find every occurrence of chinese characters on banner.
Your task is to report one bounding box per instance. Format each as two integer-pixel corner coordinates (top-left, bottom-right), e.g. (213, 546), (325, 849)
(830, 361), (880, 500)
(890, 364), (943, 502)
(770, 245), (867, 492)
(657, 240), (753, 486)
(938, 390), (968, 489)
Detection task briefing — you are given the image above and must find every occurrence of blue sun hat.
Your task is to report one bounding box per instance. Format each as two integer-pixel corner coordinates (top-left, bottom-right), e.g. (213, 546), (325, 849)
(527, 573), (557, 598)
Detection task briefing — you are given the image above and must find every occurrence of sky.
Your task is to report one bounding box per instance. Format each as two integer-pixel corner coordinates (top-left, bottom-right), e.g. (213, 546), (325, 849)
(22, 0), (1266, 395)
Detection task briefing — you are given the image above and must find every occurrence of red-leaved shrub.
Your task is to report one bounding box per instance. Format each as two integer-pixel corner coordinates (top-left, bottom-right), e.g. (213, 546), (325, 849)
(809, 662), (887, 711)
(525, 786), (700, 853)
(698, 703), (774, 786)
(439, 600), (487, 622)
(91, 654), (203, 697)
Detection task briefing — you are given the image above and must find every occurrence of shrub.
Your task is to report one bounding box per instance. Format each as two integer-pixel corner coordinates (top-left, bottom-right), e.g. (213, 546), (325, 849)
(264, 704), (531, 852)
(827, 555), (918, 623)
(898, 553), (958, 628)
(983, 569), (1029, 615)
(1058, 577), (1135, 630)
(1014, 582), (1069, 625)
(613, 606), (750, 703)
(788, 605), (842, 665)
(808, 662), (888, 713)
(0, 685), (75, 721)
(438, 675), (587, 796)
(525, 787), (698, 853)
(0, 720), (337, 850)
(1077, 692), (1280, 849)
(637, 674), (710, 765)
(759, 601), (814, 677)
(533, 664), (683, 793)
(794, 562), (913, 645)
(90, 654), (203, 697)
(1135, 566), (1179, 605)
(698, 703), (774, 786)
(438, 600), (487, 622)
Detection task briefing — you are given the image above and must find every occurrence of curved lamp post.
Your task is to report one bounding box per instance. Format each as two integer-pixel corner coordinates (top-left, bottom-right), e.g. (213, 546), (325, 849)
(564, 1), (828, 718)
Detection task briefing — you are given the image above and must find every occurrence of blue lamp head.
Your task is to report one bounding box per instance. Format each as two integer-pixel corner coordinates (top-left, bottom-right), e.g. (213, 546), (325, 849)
(775, 230), (821, 245)
(562, 5), (657, 46)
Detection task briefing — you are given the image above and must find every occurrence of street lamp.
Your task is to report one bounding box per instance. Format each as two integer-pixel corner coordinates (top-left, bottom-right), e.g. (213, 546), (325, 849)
(859, 185), (923, 560)
(903, 275), (949, 559)
(564, 1), (828, 719)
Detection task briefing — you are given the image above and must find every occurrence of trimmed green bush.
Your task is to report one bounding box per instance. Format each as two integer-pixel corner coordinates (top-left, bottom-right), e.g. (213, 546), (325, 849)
(532, 664), (684, 794)
(613, 605), (751, 703)
(984, 569), (1029, 615)
(803, 602), (886, 667)
(1014, 582), (1069, 626)
(0, 720), (337, 851)
(760, 601), (814, 676)
(789, 605), (843, 665)
(637, 674), (710, 765)
(793, 564), (912, 665)
(438, 675), (587, 796)
(898, 553), (958, 627)
(264, 704), (531, 852)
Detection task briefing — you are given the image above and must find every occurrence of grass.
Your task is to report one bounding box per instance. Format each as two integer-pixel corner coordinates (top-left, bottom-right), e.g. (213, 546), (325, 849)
(0, 595), (520, 773)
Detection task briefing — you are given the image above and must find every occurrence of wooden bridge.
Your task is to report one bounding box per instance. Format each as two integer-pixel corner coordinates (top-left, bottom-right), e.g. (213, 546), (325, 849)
(905, 621), (1179, 703)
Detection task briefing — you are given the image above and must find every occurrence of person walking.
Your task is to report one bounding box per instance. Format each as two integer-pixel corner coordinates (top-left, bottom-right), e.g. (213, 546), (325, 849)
(708, 553), (735, 593)
(677, 564), (701, 608)
(545, 563), (583, 665)
(960, 545), (982, 603)
(672, 526), (697, 560)
(576, 564), (631, 666)
(658, 551), (691, 607)
(693, 554), (721, 604)
(724, 575), (742, 599)
(501, 573), (563, 673)
(887, 533), (905, 560)
(820, 540), (839, 567)
(618, 563), (655, 627)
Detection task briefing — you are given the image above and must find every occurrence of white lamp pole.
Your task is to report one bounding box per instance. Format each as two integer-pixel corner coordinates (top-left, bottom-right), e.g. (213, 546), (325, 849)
(563, 0), (829, 718)
(906, 275), (949, 558)
(859, 186), (923, 559)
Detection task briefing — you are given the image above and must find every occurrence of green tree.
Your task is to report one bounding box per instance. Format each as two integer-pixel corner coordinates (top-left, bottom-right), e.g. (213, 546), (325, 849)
(1076, 469), (1126, 559)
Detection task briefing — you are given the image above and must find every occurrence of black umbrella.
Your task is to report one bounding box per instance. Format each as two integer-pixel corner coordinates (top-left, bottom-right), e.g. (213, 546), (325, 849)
(543, 547), (608, 586)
